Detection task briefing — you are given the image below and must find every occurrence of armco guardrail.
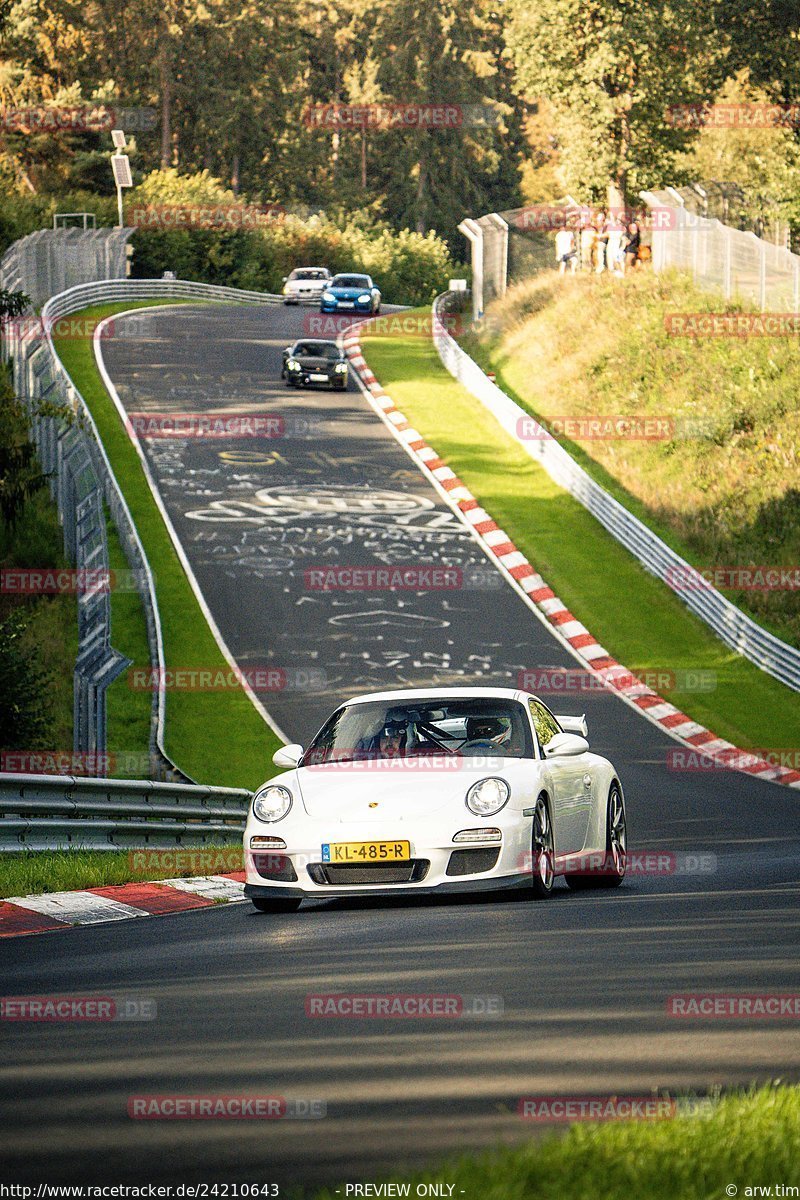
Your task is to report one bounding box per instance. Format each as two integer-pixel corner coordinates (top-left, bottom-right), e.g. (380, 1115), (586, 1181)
(0, 773), (252, 850)
(432, 292), (800, 693)
(1, 263), (283, 779)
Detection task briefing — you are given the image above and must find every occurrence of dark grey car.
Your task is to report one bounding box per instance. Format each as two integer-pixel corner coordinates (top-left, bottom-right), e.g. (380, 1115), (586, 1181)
(280, 339), (349, 389)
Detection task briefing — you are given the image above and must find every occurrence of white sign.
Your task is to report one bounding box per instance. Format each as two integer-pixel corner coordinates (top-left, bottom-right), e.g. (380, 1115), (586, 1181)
(111, 154), (133, 188)
(449, 279), (467, 292)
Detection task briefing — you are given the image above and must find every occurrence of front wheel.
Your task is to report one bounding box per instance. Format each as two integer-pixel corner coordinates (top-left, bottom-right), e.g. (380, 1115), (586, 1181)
(565, 783), (627, 890)
(251, 898), (302, 913)
(529, 795), (554, 899)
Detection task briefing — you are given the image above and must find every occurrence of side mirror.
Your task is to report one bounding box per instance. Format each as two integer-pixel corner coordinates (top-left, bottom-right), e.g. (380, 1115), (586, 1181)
(273, 743), (303, 768)
(544, 733), (589, 758)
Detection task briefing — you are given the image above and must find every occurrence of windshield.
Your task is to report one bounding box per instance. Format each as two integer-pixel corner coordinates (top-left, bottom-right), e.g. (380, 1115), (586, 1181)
(332, 275), (370, 289)
(292, 341), (339, 359)
(302, 698), (532, 765)
(291, 269), (328, 280)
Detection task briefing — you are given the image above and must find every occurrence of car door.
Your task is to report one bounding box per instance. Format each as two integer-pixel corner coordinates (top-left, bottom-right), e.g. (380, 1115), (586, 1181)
(528, 699), (591, 855)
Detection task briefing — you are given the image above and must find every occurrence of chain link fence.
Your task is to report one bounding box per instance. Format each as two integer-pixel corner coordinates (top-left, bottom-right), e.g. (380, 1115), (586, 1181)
(463, 190), (800, 316)
(641, 189), (800, 311)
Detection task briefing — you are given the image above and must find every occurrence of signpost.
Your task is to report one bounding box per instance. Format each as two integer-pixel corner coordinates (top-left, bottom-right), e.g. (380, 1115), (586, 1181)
(110, 130), (133, 228)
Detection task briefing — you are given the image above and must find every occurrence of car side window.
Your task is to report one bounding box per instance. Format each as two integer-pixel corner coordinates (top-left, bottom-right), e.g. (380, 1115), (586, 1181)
(528, 699), (561, 754)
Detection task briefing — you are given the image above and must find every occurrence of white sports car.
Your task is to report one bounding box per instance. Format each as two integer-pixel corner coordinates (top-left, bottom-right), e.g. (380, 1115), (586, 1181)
(282, 266), (332, 304)
(243, 687), (627, 912)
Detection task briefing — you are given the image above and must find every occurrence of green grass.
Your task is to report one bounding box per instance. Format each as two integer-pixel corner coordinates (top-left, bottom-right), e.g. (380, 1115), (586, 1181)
(313, 1086), (800, 1200)
(461, 270), (800, 650)
(53, 300), (282, 788)
(104, 507), (152, 777)
(362, 314), (800, 752)
(0, 845), (244, 898)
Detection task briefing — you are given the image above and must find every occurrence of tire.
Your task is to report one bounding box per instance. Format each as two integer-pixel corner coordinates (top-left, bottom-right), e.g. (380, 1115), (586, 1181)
(565, 782), (627, 890)
(528, 794), (555, 899)
(251, 898), (302, 913)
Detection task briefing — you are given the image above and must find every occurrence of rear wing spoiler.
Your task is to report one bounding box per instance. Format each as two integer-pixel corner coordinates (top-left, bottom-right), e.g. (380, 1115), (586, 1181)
(555, 714), (588, 737)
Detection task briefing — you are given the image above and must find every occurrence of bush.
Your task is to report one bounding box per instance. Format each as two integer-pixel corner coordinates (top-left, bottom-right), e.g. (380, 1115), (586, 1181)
(127, 169), (461, 305)
(0, 608), (56, 749)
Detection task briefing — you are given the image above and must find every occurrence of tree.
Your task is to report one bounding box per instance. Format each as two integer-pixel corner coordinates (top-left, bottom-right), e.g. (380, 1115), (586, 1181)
(372, 0), (523, 237)
(719, 0), (800, 101)
(0, 369), (47, 532)
(678, 71), (800, 237)
(0, 608), (55, 748)
(505, 0), (728, 208)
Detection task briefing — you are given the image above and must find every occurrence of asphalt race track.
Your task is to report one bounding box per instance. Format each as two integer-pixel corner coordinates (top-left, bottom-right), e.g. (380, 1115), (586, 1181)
(1, 304), (798, 1191)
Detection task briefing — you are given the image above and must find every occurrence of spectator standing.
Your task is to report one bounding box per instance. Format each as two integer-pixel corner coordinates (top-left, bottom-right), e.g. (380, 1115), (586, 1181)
(623, 220), (641, 273)
(606, 211), (625, 276)
(579, 219), (596, 271)
(594, 209), (608, 273)
(555, 227), (577, 274)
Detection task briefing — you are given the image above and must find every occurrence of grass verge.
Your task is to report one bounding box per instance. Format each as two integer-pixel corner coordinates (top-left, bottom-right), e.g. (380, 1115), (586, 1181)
(53, 300), (282, 788)
(313, 1086), (799, 1200)
(461, 270), (800, 649)
(0, 845), (243, 898)
(362, 314), (799, 752)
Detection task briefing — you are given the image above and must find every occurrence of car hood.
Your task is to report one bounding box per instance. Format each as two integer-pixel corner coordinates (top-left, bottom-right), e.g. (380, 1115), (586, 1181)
(294, 760), (497, 821)
(295, 356), (337, 369)
(330, 286), (370, 298)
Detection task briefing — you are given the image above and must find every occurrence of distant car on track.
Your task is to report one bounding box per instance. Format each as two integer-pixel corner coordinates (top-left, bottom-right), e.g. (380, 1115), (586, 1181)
(244, 686), (627, 912)
(280, 339), (349, 389)
(282, 267), (332, 305)
(320, 273), (381, 315)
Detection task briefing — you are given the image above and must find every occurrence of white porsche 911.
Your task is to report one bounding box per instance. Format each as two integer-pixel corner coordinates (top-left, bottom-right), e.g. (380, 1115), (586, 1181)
(243, 687), (627, 912)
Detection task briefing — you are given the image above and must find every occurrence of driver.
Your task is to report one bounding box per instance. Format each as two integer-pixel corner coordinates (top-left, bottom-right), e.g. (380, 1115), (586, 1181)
(377, 719), (407, 757)
(464, 716), (509, 748)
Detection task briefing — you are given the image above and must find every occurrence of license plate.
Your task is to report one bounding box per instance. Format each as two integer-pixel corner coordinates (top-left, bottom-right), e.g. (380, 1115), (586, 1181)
(322, 840), (411, 863)
(309, 372), (329, 382)
(338, 301), (354, 309)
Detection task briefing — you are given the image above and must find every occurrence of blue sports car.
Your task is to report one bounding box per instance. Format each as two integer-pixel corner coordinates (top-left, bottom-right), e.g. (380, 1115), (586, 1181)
(320, 273), (381, 315)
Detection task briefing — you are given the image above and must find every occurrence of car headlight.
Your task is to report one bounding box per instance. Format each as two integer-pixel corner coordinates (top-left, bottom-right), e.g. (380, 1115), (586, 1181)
(357, 293), (371, 303)
(252, 784), (292, 823)
(286, 358), (301, 371)
(334, 362), (348, 372)
(465, 777), (510, 817)
(322, 291), (335, 302)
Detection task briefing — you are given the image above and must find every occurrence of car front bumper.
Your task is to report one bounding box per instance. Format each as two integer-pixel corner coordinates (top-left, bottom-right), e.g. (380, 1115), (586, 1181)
(244, 817), (531, 900)
(244, 872), (531, 901)
(320, 298), (373, 313)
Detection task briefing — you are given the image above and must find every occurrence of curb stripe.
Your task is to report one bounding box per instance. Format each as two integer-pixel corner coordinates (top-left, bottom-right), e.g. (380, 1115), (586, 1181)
(0, 871), (247, 939)
(343, 319), (800, 793)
